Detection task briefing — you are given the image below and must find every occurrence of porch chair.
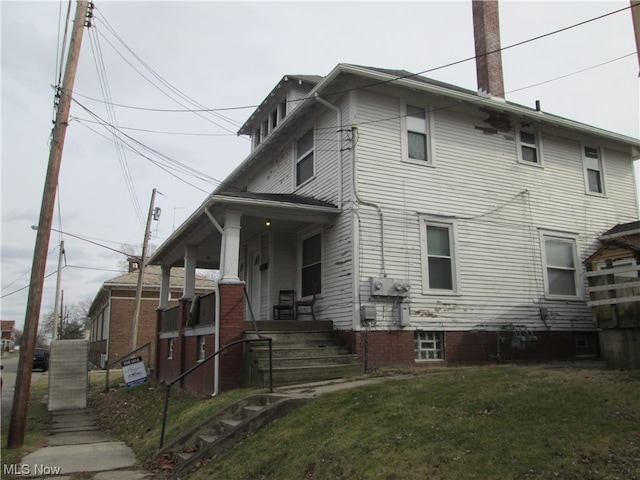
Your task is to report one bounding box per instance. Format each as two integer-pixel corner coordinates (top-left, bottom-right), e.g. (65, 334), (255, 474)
(295, 289), (317, 321)
(273, 290), (295, 320)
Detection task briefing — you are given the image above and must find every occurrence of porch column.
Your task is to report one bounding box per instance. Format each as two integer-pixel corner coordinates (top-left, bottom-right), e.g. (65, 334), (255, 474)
(221, 210), (242, 282)
(158, 265), (171, 309)
(183, 246), (197, 299)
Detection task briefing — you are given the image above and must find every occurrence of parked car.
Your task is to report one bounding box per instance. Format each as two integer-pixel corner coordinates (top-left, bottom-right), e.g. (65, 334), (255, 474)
(33, 348), (49, 371)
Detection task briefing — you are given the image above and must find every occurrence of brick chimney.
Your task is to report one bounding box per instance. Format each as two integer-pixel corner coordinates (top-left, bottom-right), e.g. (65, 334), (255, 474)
(472, 0), (505, 98)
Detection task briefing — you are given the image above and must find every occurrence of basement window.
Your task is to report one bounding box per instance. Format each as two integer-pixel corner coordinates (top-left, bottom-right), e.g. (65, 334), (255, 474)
(167, 338), (174, 360)
(414, 331), (444, 361)
(197, 335), (206, 362)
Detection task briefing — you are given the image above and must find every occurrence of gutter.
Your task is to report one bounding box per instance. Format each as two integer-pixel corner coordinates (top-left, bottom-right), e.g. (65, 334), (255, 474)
(204, 207), (223, 397)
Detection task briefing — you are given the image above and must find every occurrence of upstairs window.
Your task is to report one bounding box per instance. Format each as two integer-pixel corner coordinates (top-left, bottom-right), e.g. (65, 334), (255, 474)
(583, 146), (604, 194)
(296, 129), (314, 186)
(517, 129), (541, 164)
(407, 105), (428, 161)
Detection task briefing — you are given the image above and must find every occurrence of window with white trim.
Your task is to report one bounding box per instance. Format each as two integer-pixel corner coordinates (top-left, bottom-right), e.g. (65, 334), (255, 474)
(422, 222), (457, 292)
(300, 233), (322, 297)
(517, 129), (541, 165)
(167, 338), (174, 360)
(583, 146), (604, 194)
(541, 233), (580, 298)
(296, 129), (314, 187)
(414, 331), (444, 360)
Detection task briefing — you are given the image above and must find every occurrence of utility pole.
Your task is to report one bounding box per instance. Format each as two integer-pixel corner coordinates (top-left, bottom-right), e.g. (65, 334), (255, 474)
(130, 188), (158, 353)
(8, 0), (90, 448)
(52, 240), (65, 341)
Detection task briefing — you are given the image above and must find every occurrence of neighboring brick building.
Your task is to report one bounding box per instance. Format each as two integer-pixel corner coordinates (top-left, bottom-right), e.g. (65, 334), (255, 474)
(88, 261), (214, 368)
(1, 320), (16, 352)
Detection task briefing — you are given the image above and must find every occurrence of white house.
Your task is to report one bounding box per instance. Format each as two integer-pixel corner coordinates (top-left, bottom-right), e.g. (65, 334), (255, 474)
(149, 4), (639, 389)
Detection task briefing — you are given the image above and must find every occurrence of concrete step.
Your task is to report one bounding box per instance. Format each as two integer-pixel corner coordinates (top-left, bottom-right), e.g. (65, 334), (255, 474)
(251, 345), (352, 358)
(264, 364), (364, 387)
(198, 434), (218, 449)
(177, 452), (194, 462)
(242, 405), (264, 419)
(244, 320), (334, 332)
(220, 419), (241, 431)
(245, 331), (343, 345)
(256, 354), (360, 370)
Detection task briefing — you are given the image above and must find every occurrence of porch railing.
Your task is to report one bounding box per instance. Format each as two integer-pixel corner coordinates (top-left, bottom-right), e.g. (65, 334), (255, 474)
(159, 337), (273, 449)
(160, 305), (179, 332)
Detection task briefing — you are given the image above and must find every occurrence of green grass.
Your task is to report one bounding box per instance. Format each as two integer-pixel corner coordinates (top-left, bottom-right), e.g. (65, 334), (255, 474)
(88, 371), (257, 463)
(185, 364), (640, 480)
(1, 377), (49, 467)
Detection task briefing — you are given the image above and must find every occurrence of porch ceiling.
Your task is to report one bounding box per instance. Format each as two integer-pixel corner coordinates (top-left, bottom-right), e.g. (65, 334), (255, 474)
(148, 192), (340, 269)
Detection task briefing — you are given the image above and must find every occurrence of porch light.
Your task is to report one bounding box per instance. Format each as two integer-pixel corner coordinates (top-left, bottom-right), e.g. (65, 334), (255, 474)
(265, 219), (271, 227)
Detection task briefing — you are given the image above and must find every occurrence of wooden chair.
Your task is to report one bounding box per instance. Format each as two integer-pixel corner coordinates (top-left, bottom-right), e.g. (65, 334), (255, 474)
(295, 291), (317, 321)
(273, 290), (295, 320)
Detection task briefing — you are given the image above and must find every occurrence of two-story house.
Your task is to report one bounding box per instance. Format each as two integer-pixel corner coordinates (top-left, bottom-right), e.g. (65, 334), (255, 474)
(148, 60), (639, 391)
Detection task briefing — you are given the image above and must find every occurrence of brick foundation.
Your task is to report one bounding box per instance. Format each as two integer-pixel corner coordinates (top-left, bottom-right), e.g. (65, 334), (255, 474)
(218, 283), (246, 391)
(343, 329), (599, 367)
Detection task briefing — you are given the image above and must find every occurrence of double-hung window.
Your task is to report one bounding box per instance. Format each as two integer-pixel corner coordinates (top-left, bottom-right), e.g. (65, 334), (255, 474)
(421, 220), (458, 293)
(296, 129), (314, 187)
(407, 105), (428, 161)
(517, 129), (541, 165)
(197, 335), (206, 362)
(301, 233), (322, 297)
(583, 146), (604, 195)
(541, 232), (580, 298)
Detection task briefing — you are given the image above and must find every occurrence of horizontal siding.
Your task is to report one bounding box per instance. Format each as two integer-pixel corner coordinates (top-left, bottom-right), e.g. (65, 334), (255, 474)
(353, 88), (637, 333)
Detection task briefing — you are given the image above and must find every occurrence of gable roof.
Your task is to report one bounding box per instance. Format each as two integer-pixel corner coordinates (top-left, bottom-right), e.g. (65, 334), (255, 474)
(102, 265), (214, 290)
(601, 220), (640, 239)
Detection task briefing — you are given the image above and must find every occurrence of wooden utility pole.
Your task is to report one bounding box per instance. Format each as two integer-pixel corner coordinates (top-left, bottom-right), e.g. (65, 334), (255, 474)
(130, 188), (158, 353)
(52, 240), (65, 341)
(8, 0), (90, 448)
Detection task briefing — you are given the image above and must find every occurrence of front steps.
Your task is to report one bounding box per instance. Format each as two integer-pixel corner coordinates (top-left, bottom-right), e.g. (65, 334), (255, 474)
(156, 394), (308, 479)
(243, 321), (364, 387)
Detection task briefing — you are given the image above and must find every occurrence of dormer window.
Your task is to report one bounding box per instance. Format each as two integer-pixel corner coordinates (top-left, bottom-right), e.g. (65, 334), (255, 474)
(296, 129), (314, 187)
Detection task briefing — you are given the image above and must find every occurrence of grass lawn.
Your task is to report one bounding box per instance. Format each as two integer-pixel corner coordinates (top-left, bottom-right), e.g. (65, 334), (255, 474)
(189, 363), (640, 480)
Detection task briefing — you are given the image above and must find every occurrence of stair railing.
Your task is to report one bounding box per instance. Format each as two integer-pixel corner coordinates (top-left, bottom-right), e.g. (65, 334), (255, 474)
(159, 337), (273, 449)
(103, 342), (152, 393)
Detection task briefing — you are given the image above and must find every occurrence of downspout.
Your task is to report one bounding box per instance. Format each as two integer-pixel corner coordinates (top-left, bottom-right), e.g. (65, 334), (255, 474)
(314, 94), (343, 210)
(205, 207), (224, 396)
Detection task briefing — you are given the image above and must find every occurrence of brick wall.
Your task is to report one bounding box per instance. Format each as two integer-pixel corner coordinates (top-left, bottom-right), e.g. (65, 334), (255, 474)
(218, 283), (245, 391)
(341, 330), (415, 368)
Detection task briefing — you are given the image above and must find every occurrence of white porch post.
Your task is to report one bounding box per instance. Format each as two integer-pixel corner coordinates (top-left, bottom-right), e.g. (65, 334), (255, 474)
(183, 246), (197, 299)
(221, 210), (242, 282)
(159, 265), (171, 308)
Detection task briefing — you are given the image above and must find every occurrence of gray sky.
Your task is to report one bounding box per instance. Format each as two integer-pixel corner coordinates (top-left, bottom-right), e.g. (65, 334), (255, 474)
(1, 1), (639, 331)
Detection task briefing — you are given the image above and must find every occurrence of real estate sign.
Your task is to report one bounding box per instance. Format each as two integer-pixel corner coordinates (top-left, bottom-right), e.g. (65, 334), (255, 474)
(121, 356), (148, 388)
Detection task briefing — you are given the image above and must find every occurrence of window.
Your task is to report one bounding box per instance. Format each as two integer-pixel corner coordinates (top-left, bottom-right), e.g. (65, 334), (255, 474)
(296, 129), (314, 186)
(407, 105), (427, 161)
(414, 331), (444, 360)
(423, 222), (456, 292)
(167, 338), (174, 360)
(542, 233), (580, 298)
(301, 233), (321, 297)
(280, 100), (287, 120)
(518, 129), (540, 164)
(583, 146), (604, 194)
(197, 336), (206, 361)
(271, 109), (278, 130)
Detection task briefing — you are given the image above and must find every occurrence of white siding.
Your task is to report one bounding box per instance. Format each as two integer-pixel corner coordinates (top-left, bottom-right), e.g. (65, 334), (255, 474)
(353, 88), (637, 333)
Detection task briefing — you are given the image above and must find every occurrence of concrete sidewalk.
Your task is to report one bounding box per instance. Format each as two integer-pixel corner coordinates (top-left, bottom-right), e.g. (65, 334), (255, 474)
(18, 408), (150, 480)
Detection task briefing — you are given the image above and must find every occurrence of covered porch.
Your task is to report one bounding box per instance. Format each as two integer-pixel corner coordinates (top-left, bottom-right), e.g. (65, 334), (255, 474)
(149, 192), (341, 393)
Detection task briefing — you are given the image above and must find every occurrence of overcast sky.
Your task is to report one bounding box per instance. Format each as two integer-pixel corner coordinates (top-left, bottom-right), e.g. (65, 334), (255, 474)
(1, 1), (638, 332)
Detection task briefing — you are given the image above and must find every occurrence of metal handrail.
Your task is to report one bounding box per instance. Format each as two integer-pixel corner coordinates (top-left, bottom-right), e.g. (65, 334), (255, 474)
(103, 342), (152, 393)
(159, 337), (273, 449)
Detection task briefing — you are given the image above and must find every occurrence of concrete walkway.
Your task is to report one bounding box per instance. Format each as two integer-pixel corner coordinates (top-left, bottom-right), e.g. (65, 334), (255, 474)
(19, 407), (150, 480)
